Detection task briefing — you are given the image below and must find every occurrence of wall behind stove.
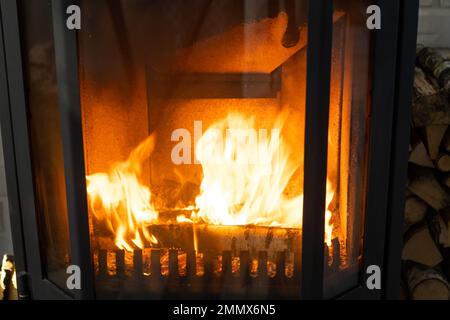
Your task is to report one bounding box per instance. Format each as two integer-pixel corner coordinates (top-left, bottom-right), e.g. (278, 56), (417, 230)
(0, 131), (13, 258)
(418, 0), (450, 49)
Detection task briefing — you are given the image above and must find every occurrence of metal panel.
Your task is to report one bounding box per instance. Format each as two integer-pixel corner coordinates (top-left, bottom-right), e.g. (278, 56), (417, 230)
(0, 0), (27, 283)
(383, 0), (419, 299)
(301, 0), (334, 299)
(51, 0), (94, 299)
(360, 0), (401, 299)
(0, 0), (70, 299)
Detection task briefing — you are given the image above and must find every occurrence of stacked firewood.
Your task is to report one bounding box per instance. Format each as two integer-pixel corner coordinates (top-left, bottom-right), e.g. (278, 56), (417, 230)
(402, 45), (450, 300)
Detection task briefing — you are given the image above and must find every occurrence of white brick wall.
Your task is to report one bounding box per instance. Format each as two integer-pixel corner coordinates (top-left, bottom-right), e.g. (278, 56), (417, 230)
(418, 0), (450, 48)
(0, 131), (13, 257)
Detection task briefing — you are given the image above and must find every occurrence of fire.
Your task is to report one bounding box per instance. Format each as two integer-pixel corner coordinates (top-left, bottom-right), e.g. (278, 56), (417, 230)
(193, 113), (334, 245)
(194, 113), (303, 227)
(86, 134), (159, 251)
(86, 113), (335, 251)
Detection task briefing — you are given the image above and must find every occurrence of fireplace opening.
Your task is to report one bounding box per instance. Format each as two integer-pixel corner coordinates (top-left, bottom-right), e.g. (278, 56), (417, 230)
(67, 0), (371, 299)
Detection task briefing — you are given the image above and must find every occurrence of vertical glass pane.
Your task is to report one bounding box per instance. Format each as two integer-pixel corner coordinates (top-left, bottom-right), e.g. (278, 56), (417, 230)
(0, 133), (14, 258)
(19, 0), (71, 291)
(324, 0), (372, 297)
(79, 0), (310, 299)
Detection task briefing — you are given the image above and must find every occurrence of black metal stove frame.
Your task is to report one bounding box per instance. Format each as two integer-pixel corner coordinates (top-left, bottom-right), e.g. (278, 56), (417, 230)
(0, 0), (419, 299)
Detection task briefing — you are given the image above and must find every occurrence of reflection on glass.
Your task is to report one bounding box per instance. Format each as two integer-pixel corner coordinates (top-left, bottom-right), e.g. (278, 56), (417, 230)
(19, 0), (71, 291)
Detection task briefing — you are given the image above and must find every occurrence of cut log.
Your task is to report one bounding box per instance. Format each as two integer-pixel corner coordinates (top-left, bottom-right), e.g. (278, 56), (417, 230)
(413, 67), (438, 97)
(405, 263), (450, 300)
(404, 197), (427, 225)
(438, 207), (450, 248)
(443, 129), (450, 152)
(408, 141), (434, 168)
(417, 46), (450, 93)
(408, 167), (450, 210)
(400, 280), (409, 300)
(403, 223), (442, 267)
(442, 248), (450, 282)
(436, 153), (450, 172)
(405, 188), (413, 197)
(443, 174), (450, 188)
(421, 125), (448, 160)
(413, 93), (450, 127)
(412, 68), (450, 127)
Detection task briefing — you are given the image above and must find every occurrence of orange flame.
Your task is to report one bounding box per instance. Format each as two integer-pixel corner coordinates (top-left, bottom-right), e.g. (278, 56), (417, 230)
(86, 113), (335, 251)
(194, 113), (334, 241)
(86, 134), (159, 251)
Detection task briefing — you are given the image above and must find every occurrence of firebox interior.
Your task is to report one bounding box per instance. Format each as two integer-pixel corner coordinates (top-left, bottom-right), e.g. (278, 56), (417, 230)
(74, 0), (371, 299)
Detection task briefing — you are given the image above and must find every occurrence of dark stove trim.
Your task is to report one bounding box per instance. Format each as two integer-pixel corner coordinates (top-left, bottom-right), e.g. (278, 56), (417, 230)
(52, 0), (94, 300)
(382, 0), (419, 299)
(300, 0), (333, 300)
(0, 0), (419, 300)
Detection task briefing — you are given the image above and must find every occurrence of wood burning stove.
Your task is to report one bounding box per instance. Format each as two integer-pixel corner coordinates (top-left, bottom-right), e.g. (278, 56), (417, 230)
(0, 0), (419, 299)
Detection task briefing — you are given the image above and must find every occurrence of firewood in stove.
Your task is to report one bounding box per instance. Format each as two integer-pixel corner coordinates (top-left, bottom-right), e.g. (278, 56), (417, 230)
(436, 153), (450, 172)
(421, 125), (448, 160)
(408, 140), (434, 168)
(402, 223), (443, 267)
(417, 46), (450, 93)
(404, 197), (428, 226)
(408, 167), (450, 210)
(412, 68), (450, 127)
(405, 262), (450, 300)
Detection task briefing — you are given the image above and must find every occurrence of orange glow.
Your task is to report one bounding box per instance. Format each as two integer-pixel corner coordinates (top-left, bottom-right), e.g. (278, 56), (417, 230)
(86, 113), (335, 251)
(194, 113), (302, 227)
(193, 113), (334, 244)
(86, 134), (159, 251)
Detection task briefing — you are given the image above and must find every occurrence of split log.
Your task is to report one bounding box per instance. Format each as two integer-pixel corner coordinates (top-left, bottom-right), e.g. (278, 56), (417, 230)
(400, 280), (409, 300)
(405, 262), (450, 300)
(405, 188), (413, 197)
(413, 67), (438, 97)
(402, 223), (442, 267)
(443, 174), (450, 188)
(436, 153), (450, 172)
(408, 140), (434, 168)
(438, 207), (450, 248)
(408, 167), (450, 210)
(443, 129), (450, 152)
(421, 125), (448, 160)
(417, 46), (450, 93)
(442, 248), (450, 282)
(404, 197), (427, 226)
(412, 68), (450, 127)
